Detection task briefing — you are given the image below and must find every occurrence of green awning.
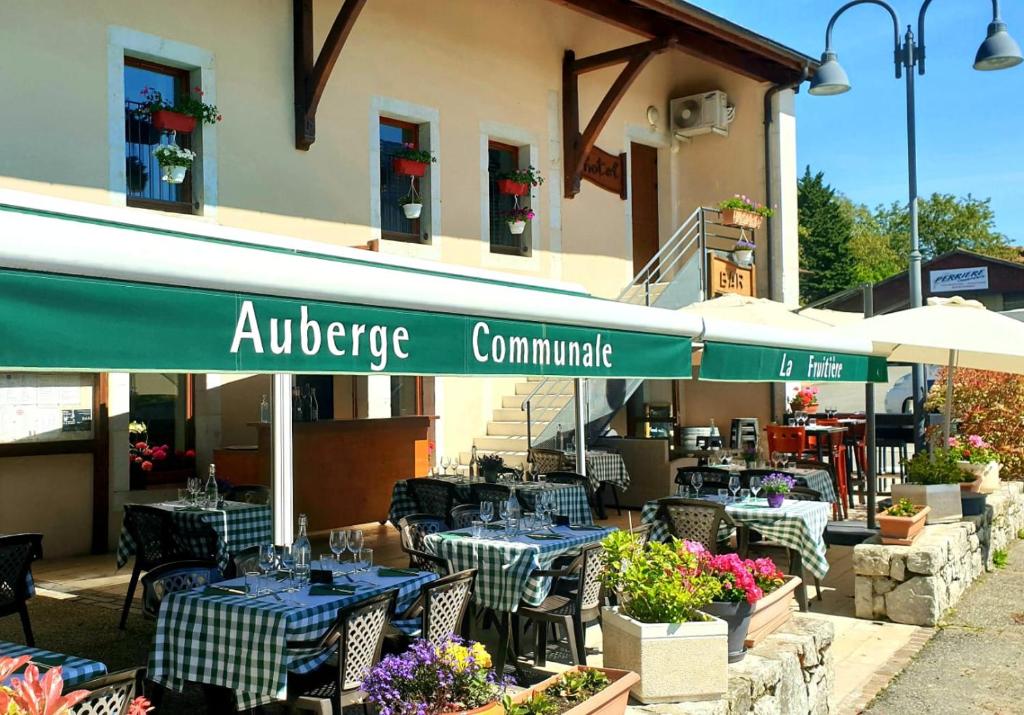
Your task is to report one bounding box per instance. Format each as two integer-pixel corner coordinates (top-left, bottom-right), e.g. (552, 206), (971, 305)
(0, 268), (692, 378)
(699, 341), (887, 382)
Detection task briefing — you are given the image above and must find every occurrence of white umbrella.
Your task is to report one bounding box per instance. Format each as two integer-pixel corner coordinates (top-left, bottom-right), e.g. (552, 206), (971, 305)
(835, 295), (1024, 441)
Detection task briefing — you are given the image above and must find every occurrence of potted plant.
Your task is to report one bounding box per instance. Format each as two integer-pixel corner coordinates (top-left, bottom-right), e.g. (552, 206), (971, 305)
(742, 444), (758, 468)
(761, 472), (794, 508)
(717, 195), (773, 230)
(497, 166), (544, 196)
(136, 85), (222, 133)
(505, 666), (639, 715)
(599, 532), (728, 704)
(477, 453), (504, 483)
(152, 144), (196, 184)
(362, 638), (509, 715)
(789, 386), (819, 414)
(693, 549), (765, 662)
(505, 206), (536, 235)
(877, 497), (931, 545)
(125, 156), (149, 193)
(400, 193), (423, 219)
(947, 434), (1002, 494)
(0, 655), (154, 715)
(731, 236), (755, 266)
(894, 448), (964, 524)
(392, 143), (435, 177)
(742, 558), (801, 647)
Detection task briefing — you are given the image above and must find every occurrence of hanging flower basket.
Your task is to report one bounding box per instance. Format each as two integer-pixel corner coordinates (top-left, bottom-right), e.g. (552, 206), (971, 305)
(508, 220), (527, 235)
(497, 178), (528, 196)
(720, 208), (763, 230)
(393, 158), (428, 177)
(732, 247), (753, 266)
(153, 144), (195, 186)
(402, 202), (423, 219)
(151, 109), (197, 133)
(161, 164), (188, 184)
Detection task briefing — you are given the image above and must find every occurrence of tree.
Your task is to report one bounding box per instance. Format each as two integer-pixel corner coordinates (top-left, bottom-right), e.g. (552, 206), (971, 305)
(797, 167), (856, 303)
(841, 197), (903, 285)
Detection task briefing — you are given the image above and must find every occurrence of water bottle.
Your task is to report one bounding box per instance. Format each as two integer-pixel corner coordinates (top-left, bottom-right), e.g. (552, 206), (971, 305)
(204, 464), (219, 507)
(310, 388), (319, 422)
(259, 394), (271, 423)
(505, 489), (521, 535)
(293, 514), (312, 584)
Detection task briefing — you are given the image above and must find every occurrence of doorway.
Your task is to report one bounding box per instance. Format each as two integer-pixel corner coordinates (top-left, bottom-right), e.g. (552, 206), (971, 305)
(630, 142), (660, 278)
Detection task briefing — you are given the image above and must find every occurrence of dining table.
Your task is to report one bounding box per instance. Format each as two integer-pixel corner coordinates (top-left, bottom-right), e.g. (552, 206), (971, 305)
(802, 424), (848, 462)
(705, 463), (837, 504)
(148, 563), (435, 710)
(0, 641), (107, 690)
(116, 499), (273, 572)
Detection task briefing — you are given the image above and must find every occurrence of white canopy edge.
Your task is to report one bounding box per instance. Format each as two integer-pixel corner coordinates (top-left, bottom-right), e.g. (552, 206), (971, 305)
(0, 191), (704, 338)
(697, 316), (878, 355)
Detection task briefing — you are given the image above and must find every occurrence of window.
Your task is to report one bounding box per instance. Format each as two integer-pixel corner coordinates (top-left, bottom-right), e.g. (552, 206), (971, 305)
(379, 117), (424, 242)
(488, 141), (525, 255)
(129, 373), (195, 488)
(390, 376), (424, 417)
(124, 57), (195, 214)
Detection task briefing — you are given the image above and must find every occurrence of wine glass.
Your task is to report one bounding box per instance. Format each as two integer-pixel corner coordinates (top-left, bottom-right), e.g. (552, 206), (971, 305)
(279, 545), (296, 590)
(454, 455), (464, 479)
(329, 529), (348, 566)
(187, 477), (201, 504)
(690, 473), (703, 498)
(749, 476), (762, 499)
(348, 529), (364, 569)
(440, 456), (452, 475)
(728, 475), (741, 501)
(480, 500), (494, 529)
(257, 544), (277, 594)
(498, 499), (510, 538)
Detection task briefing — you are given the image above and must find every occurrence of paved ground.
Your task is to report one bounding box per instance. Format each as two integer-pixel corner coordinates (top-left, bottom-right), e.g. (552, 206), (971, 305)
(864, 538), (1024, 714)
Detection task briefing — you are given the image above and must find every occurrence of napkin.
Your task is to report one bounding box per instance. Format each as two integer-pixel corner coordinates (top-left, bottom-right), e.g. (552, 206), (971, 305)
(377, 567), (420, 577)
(309, 584), (359, 596)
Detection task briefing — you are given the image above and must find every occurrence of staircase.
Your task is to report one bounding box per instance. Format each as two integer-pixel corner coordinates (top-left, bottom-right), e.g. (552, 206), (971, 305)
(466, 207), (755, 467)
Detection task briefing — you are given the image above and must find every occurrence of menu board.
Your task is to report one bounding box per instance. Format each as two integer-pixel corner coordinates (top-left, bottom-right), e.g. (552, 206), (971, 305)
(0, 373), (94, 443)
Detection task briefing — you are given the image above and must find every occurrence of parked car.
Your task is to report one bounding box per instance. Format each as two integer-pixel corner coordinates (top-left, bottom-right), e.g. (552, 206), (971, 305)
(884, 367), (939, 414)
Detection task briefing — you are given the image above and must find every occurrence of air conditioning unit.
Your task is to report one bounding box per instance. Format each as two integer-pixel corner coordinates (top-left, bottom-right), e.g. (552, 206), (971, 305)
(670, 90), (733, 140)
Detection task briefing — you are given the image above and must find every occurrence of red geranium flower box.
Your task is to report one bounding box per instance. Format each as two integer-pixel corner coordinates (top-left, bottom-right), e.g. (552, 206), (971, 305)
(392, 158), (428, 177)
(151, 110), (197, 133)
(497, 179), (528, 196)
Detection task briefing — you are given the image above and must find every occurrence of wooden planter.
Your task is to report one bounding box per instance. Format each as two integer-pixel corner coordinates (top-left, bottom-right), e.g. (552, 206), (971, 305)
(151, 110), (196, 133)
(392, 158), (428, 177)
(744, 576), (801, 647)
(877, 505), (930, 545)
(720, 208), (763, 230)
(497, 178), (529, 196)
(518, 667), (640, 715)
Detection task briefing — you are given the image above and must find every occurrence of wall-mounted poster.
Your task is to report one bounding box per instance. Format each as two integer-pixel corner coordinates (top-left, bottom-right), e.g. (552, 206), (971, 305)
(0, 373), (93, 443)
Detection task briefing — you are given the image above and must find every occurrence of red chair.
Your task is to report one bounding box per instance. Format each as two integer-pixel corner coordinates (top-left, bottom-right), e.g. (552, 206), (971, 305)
(765, 425), (807, 456)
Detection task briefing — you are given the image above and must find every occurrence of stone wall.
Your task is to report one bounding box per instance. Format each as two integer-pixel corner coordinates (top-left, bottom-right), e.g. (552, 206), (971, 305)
(628, 615), (834, 715)
(854, 482), (1024, 626)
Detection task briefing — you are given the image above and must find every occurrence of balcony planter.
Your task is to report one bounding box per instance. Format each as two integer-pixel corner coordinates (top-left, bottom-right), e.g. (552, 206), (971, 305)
(519, 667), (639, 715)
(393, 158), (428, 177)
(877, 504), (930, 546)
(508, 220), (527, 235)
(958, 461), (1001, 494)
(699, 599), (752, 662)
(402, 202), (423, 219)
(601, 606), (727, 704)
(497, 178), (529, 196)
(151, 110), (196, 133)
(892, 484), (962, 524)
(744, 575), (801, 647)
(720, 208), (763, 230)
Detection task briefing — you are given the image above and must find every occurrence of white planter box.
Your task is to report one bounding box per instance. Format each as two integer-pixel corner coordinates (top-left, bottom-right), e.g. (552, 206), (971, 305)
(957, 460), (1001, 494)
(600, 606), (728, 704)
(891, 483), (962, 524)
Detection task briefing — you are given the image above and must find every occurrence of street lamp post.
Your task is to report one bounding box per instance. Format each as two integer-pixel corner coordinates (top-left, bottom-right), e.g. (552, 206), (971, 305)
(809, 0), (1022, 451)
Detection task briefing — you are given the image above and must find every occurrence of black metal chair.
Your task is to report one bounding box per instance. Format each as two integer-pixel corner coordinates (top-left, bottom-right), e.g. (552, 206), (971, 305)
(397, 514), (449, 574)
(385, 568), (477, 653)
(287, 590), (396, 714)
(0, 533), (43, 646)
(140, 560), (221, 619)
(229, 545), (261, 579)
(71, 667), (145, 715)
(449, 504), (480, 529)
(517, 543), (604, 666)
(222, 484), (271, 505)
(675, 466), (732, 491)
(407, 478), (458, 523)
(654, 498), (734, 554)
(468, 482), (511, 510)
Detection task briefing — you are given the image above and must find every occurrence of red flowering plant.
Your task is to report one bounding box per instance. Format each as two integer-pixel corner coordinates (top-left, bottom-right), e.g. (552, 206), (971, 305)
(789, 386), (819, 412)
(947, 434), (999, 464)
(0, 656), (89, 715)
(687, 544), (785, 605)
(128, 420), (194, 475)
(136, 85), (222, 124)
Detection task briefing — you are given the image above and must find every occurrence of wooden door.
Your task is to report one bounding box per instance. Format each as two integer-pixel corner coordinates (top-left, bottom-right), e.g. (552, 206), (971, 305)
(630, 143), (660, 277)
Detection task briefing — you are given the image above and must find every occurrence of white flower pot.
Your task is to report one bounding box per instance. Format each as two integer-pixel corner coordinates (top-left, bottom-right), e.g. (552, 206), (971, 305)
(957, 460), (1001, 494)
(402, 203), (422, 219)
(732, 248), (753, 266)
(160, 164), (189, 184)
(508, 220), (527, 235)
(600, 606), (728, 704)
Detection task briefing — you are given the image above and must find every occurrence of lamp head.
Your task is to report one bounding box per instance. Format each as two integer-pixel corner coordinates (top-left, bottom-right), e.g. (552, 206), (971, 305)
(808, 51), (851, 96)
(974, 21), (1023, 71)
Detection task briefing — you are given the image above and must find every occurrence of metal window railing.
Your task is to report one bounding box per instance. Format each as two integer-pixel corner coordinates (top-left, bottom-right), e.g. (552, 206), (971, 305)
(124, 101), (193, 213)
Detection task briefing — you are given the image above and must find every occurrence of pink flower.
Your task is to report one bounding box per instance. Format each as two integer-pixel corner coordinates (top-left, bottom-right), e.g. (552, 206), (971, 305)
(948, 437), (959, 446)
(968, 435), (985, 448)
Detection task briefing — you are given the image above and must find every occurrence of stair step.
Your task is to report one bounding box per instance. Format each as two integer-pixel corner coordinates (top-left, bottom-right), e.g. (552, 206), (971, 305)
(513, 380), (575, 397)
(493, 407), (563, 421)
(487, 421), (532, 437)
(459, 450), (528, 467)
(473, 435), (528, 452)
(501, 393), (572, 409)
(620, 281), (670, 306)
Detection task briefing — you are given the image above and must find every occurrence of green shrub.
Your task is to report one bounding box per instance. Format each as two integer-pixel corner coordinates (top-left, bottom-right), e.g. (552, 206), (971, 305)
(994, 548), (1009, 569)
(904, 448), (965, 485)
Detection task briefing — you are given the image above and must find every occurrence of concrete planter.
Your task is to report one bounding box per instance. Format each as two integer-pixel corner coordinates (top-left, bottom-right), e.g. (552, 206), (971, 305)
(519, 667), (640, 715)
(744, 575), (801, 647)
(600, 606), (728, 704)
(892, 483), (962, 524)
(877, 505), (930, 545)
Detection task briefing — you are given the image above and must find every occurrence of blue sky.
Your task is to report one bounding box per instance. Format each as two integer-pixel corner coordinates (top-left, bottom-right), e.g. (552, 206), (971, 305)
(689, 1), (1024, 243)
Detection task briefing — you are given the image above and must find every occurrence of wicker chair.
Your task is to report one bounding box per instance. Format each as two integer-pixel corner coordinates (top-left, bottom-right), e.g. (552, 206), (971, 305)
(654, 498), (733, 554)
(630, 522), (654, 548)
(517, 543), (604, 666)
(222, 484), (271, 505)
(287, 590), (396, 714)
(530, 448), (568, 475)
(229, 545), (261, 579)
(70, 668), (144, 715)
(141, 560), (221, 619)
(449, 504), (481, 529)
(0, 533), (42, 646)
(398, 515), (449, 574)
(675, 467), (732, 491)
(407, 479), (458, 522)
(386, 568), (477, 652)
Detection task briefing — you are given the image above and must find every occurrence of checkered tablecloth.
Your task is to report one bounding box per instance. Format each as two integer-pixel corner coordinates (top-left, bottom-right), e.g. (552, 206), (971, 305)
(715, 465), (836, 504)
(641, 497), (830, 580)
(575, 452), (631, 493)
(148, 565), (435, 710)
(0, 641), (107, 690)
(116, 501), (272, 572)
(388, 479), (592, 526)
(424, 524), (613, 613)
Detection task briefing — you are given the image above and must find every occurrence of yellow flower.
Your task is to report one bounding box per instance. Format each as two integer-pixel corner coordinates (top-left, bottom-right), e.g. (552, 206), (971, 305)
(470, 642), (491, 669)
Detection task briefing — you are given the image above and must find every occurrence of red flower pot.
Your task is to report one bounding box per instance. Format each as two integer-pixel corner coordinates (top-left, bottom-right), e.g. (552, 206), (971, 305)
(392, 158), (428, 177)
(497, 179), (528, 196)
(151, 110), (196, 133)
